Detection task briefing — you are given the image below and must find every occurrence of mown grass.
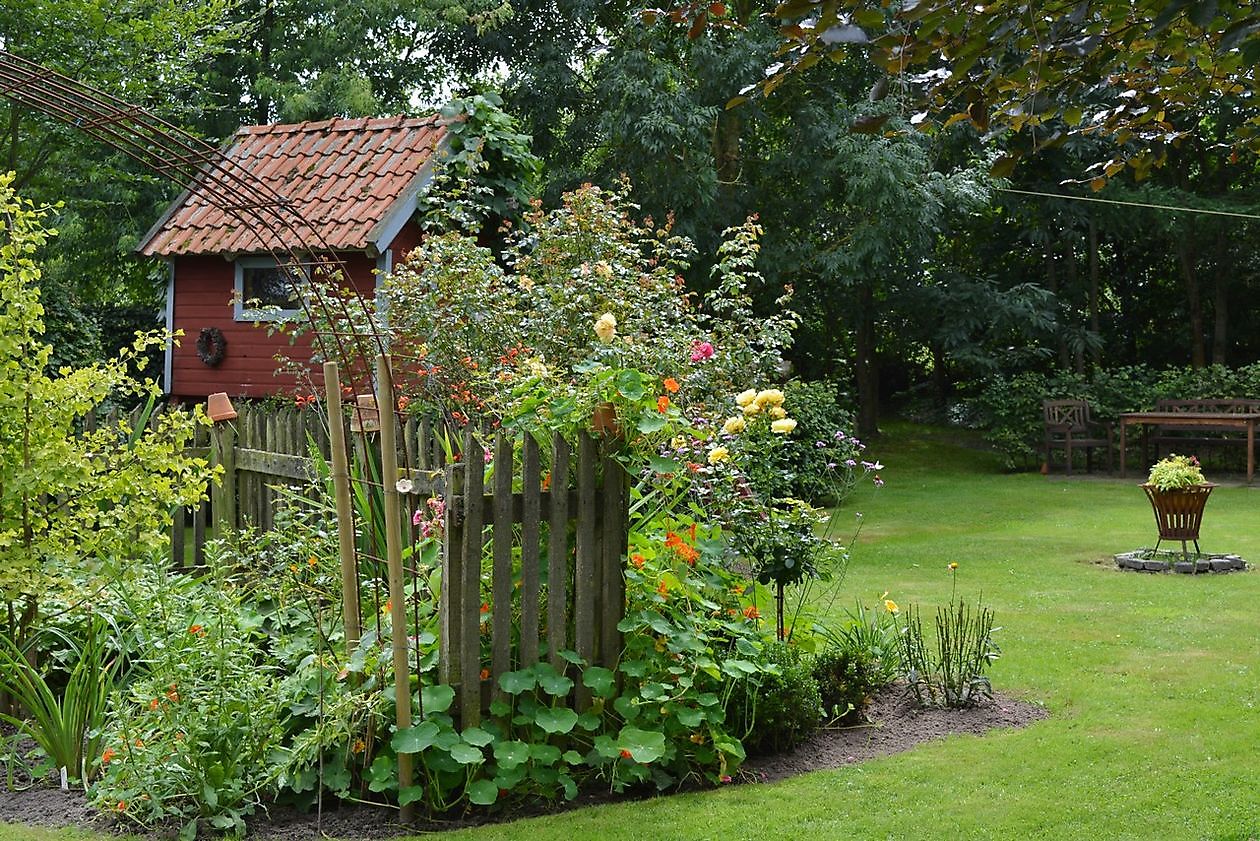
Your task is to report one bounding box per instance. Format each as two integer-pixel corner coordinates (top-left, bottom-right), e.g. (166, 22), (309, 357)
(6, 422), (1258, 840)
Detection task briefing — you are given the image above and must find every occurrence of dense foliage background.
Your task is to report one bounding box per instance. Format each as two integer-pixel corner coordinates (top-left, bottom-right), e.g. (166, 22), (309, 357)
(5, 0), (1259, 438)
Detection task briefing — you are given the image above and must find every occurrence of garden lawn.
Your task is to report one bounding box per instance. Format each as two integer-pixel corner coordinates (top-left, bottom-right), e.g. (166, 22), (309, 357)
(6, 422), (1259, 840)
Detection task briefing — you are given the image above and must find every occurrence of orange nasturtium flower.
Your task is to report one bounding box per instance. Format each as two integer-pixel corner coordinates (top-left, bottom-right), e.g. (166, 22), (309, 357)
(631, 553), (646, 569)
(657, 395), (671, 413)
(743, 605), (761, 620)
(480, 668), (491, 681)
(101, 747), (116, 765)
(663, 377), (680, 394)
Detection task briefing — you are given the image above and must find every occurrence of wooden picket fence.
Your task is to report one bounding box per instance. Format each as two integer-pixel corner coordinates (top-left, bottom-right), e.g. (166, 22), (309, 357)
(168, 366), (628, 723)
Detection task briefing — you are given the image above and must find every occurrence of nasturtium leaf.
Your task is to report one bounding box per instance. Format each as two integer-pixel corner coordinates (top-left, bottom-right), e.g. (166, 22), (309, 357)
(398, 785), (427, 807)
(535, 705), (579, 734)
(676, 707), (704, 727)
(616, 370), (645, 400)
(489, 699), (512, 717)
(494, 740), (531, 768)
(558, 649), (585, 666)
(538, 671), (574, 697)
(392, 721), (440, 753)
(614, 695), (639, 720)
(593, 734), (621, 759)
(499, 669), (537, 695)
(449, 742), (484, 764)
(494, 765), (527, 789)
(648, 455), (683, 474)
(530, 743), (562, 764)
(695, 692), (720, 707)
(582, 666), (616, 697)
(559, 773), (578, 800)
(462, 727), (494, 747)
(562, 750), (585, 765)
(466, 779), (499, 806)
(637, 413), (668, 433)
(421, 684), (455, 713)
(577, 712), (602, 731)
(721, 658), (759, 677)
(617, 726), (667, 763)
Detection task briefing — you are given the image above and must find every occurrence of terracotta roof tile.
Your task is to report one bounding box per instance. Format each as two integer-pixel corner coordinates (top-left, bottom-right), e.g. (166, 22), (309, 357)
(139, 114), (447, 256)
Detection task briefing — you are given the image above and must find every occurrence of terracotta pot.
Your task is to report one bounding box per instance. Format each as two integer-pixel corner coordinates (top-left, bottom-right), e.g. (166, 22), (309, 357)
(206, 392), (238, 422)
(591, 402), (620, 438)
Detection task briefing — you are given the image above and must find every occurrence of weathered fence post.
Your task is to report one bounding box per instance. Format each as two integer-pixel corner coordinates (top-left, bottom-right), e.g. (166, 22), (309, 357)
(323, 361), (361, 655)
(376, 355), (414, 819)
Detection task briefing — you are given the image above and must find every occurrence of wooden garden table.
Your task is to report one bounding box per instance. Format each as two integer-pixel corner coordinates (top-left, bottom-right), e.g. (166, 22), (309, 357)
(1119, 411), (1260, 483)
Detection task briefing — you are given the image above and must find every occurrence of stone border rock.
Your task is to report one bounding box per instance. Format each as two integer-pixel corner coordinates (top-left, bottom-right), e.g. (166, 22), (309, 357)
(1115, 550), (1249, 573)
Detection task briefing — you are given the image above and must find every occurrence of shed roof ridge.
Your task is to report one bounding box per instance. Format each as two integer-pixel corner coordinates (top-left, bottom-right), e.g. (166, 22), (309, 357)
(236, 113), (442, 137)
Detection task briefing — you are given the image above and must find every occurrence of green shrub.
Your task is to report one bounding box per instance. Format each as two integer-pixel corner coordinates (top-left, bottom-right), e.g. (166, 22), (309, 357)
(728, 643), (822, 755)
(812, 601), (903, 721)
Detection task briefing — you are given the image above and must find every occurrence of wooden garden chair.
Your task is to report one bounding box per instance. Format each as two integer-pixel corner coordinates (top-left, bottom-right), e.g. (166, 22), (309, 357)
(1043, 399), (1114, 475)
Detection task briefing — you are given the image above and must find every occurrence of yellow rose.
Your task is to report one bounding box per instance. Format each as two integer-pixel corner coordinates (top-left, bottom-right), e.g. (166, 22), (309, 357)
(594, 312), (617, 343)
(770, 417), (797, 434)
(721, 416), (745, 435)
(754, 388), (785, 408)
(734, 389), (757, 407)
(707, 446), (730, 465)
(769, 406), (787, 419)
(741, 401), (762, 416)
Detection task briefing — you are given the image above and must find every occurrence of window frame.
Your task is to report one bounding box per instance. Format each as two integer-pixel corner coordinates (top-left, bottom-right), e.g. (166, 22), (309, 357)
(233, 255), (306, 322)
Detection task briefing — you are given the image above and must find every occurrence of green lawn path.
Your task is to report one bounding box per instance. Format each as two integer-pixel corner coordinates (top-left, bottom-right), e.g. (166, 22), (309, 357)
(6, 422), (1258, 840)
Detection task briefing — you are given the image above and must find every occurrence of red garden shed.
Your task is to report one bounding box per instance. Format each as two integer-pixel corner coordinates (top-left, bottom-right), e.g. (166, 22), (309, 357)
(138, 114), (447, 399)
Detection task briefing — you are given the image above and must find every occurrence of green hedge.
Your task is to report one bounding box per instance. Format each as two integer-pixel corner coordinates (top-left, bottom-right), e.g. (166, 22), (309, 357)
(966, 364), (1260, 470)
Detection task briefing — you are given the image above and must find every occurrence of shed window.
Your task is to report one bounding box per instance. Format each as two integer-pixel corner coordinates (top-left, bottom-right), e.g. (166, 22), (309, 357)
(234, 257), (305, 321)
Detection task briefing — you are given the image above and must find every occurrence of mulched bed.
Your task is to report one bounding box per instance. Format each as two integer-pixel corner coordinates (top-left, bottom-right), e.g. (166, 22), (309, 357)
(0, 687), (1046, 839)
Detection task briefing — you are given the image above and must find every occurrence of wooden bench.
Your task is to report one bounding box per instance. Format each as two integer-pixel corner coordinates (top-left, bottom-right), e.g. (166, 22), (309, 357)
(1151, 398), (1260, 459)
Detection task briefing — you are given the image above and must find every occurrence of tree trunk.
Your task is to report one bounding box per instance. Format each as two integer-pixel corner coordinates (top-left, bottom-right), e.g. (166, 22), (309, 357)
(855, 284), (879, 438)
(1064, 238), (1084, 374)
(1176, 239), (1206, 368)
(1212, 228), (1228, 366)
(1046, 247), (1069, 369)
(931, 343), (949, 408)
(1088, 218), (1102, 369)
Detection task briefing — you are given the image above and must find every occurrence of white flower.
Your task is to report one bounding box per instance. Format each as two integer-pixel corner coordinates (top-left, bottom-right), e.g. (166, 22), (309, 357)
(396, 478), (414, 494)
(594, 312), (617, 343)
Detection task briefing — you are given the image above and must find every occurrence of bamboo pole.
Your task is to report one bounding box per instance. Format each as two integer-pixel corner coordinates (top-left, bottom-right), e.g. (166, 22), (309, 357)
(324, 362), (361, 655)
(377, 355), (414, 820)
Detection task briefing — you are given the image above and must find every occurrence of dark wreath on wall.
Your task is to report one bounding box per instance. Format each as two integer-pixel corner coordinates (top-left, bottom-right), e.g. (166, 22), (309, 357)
(196, 327), (227, 366)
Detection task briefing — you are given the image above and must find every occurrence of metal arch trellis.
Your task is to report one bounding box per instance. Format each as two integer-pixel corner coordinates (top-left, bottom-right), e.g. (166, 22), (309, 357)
(0, 48), (389, 385)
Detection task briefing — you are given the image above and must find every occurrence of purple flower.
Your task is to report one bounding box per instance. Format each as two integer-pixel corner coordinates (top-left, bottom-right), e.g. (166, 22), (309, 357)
(833, 431), (846, 441)
(826, 462), (837, 469)
(845, 459), (857, 467)
(815, 441), (827, 448)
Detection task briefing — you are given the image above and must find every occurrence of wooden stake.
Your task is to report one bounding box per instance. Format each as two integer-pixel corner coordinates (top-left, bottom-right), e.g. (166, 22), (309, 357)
(324, 362), (361, 655)
(377, 355), (414, 819)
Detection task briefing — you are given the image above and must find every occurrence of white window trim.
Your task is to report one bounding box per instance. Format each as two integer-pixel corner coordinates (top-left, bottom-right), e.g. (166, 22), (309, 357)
(233, 255), (305, 322)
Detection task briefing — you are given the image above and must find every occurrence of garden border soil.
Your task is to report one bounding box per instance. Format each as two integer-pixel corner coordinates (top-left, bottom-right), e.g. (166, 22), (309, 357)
(0, 687), (1046, 839)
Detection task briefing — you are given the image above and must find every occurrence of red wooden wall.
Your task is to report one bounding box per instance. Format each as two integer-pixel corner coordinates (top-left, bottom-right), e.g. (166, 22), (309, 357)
(169, 223), (420, 399)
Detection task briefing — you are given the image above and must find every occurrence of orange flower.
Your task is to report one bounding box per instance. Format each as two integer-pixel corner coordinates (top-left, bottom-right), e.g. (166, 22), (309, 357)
(657, 395), (670, 413)
(397, 395), (410, 412)
(134, 739), (144, 748)
(116, 801), (127, 813)
(188, 624), (204, 636)
(149, 698), (160, 711)
(480, 668), (491, 681)
(656, 580), (669, 598)
(743, 605), (761, 620)
(166, 685), (180, 703)
(101, 747), (116, 765)
(352, 739), (366, 754)
(631, 553), (646, 569)
(542, 472), (552, 491)
(663, 377), (680, 394)
(620, 749), (633, 760)
(480, 602), (490, 615)
(688, 523), (697, 542)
